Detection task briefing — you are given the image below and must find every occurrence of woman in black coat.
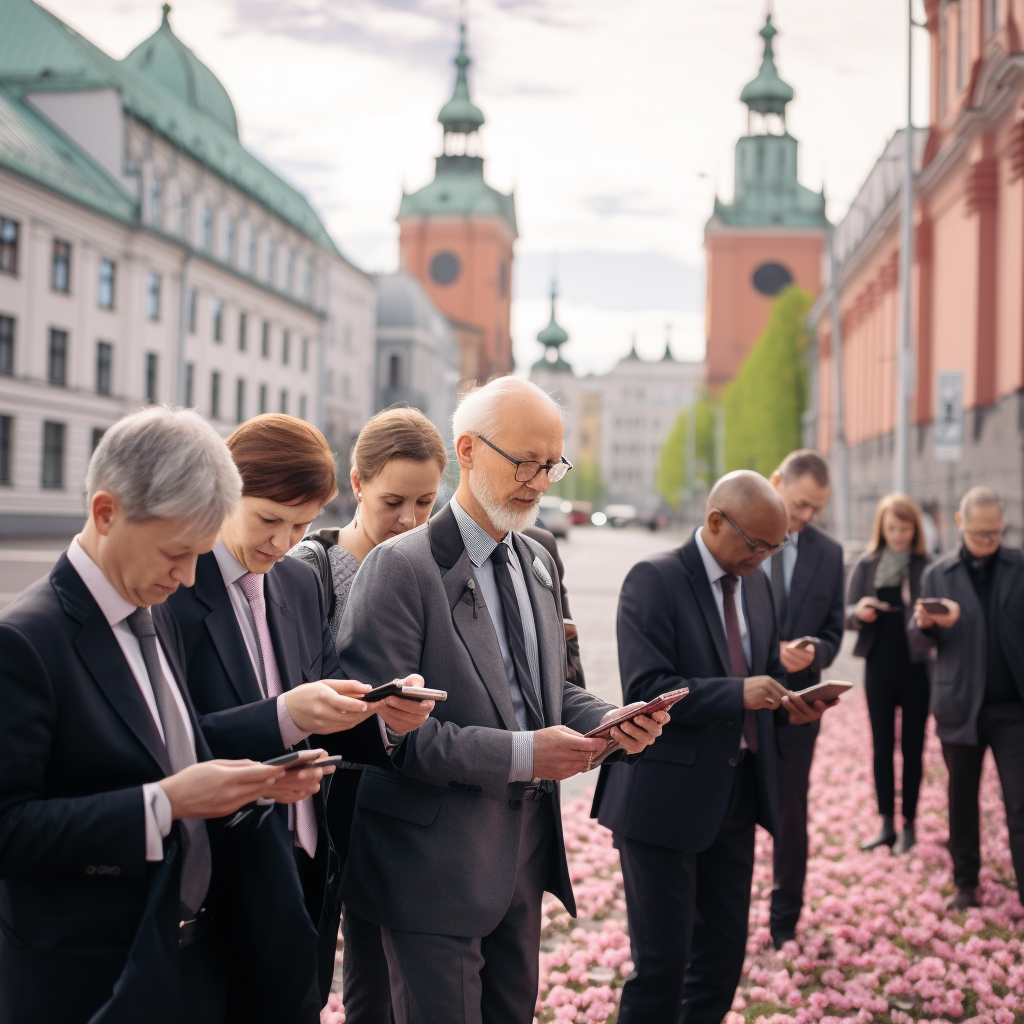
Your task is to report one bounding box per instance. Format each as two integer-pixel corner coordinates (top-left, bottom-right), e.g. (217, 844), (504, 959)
(846, 493), (932, 854)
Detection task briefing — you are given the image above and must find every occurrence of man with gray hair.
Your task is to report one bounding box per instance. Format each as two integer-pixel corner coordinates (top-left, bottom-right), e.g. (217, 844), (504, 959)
(910, 486), (1024, 911)
(0, 406), (327, 1024)
(338, 376), (669, 1024)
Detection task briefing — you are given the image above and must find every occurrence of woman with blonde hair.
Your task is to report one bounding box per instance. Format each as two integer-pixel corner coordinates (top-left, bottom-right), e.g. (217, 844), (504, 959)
(846, 493), (932, 854)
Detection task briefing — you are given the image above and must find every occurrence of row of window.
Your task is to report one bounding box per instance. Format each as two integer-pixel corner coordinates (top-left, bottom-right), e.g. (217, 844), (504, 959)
(939, 0), (1001, 118)
(183, 366), (306, 424)
(0, 416), (73, 489)
(194, 298), (310, 368)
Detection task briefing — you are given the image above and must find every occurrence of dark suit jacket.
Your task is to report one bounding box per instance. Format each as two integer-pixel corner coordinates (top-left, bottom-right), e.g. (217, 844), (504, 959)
(592, 536), (785, 853)
(0, 554), (205, 1024)
(522, 525), (586, 688)
(771, 522), (845, 690)
(846, 550), (930, 662)
(338, 502), (620, 937)
(908, 546), (1024, 744)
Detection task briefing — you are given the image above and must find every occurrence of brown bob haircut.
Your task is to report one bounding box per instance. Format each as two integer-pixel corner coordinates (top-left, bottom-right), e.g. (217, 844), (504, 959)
(351, 406), (448, 482)
(226, 414), (337, 506)
(866, 492), (928, 556)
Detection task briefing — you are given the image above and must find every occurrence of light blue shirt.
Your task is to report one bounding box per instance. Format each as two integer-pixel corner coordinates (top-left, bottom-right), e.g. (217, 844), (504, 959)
(450, 496), (540, 783)
(695, 527), (752, 670)
(761, 531), (800, 597)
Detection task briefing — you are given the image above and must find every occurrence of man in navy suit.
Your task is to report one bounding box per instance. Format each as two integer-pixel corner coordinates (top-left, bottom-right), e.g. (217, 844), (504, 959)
(0, 407), (324, 1024)
(593, 471), (834, 1024)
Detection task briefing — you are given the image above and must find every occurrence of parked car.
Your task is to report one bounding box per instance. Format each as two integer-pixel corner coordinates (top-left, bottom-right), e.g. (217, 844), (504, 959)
(568, 500), (593, 526)
(536, 495), (572, 539)
(603, 504), (639, 528)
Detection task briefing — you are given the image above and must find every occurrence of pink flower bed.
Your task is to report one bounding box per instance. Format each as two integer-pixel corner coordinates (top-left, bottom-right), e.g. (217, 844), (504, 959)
(324, 693), (1023, 1024)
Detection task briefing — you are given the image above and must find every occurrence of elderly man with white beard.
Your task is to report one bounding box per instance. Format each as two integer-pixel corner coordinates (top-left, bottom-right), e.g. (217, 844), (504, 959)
(336, 376), (668, 1024)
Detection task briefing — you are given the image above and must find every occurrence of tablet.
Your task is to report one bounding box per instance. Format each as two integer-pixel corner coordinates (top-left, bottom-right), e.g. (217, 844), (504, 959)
(793, 680), (853, 704)
(584, 687), (689, 739)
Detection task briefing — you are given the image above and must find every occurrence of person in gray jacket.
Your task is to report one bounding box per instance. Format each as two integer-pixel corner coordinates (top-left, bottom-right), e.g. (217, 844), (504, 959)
(909, 487), (1024, 911)
(336, 376), (668, 1024)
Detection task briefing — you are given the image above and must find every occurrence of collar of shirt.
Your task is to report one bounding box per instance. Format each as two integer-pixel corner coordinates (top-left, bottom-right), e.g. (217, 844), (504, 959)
(789, 530), (800, 549)
(213, 539), (256, 591)
(66, 536), (139, 626)
(450, 495), (515, 569)
(695, 526), (730, 587)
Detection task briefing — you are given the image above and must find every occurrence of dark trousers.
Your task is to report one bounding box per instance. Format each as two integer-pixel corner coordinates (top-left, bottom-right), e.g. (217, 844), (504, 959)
(295, 839), (343, 1007)
(615, 754), (757, 1024)
(341, 905), (394, 1024)
(181, 927), (228, 1024)
(941, 703), (1024, 892)
(865, 659), (930, 821)
(380, 796), (554, 1024)
(769, 719), (820, 935)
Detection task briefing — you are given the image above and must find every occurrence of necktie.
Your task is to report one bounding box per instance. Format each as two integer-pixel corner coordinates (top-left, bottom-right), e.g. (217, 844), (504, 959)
(238, 572), (318, 858)
(126, 607), (211, 917)
(770, 551), (788, 628)
(719, 574), (759, 754)
(490, 544), (545, 730)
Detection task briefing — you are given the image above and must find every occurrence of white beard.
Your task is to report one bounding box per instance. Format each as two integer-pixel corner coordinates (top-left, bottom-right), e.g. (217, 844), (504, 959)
(469, 471), (540, 535)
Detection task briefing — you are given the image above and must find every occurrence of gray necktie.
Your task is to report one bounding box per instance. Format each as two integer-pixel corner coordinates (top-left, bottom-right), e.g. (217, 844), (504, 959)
(127, 607), (212, 918)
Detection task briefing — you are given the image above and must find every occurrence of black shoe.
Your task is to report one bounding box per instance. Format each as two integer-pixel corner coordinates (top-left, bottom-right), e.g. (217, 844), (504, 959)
(894, 824), (916, 855)
(859, 819), (897, 852)
(946, 887), (979, 911)
(771, 929), (797, 951)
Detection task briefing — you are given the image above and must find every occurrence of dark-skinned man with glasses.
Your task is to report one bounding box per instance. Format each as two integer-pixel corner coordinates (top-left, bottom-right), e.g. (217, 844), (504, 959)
(594, 470), (837, 1024)
(909, 487), (1024, 912)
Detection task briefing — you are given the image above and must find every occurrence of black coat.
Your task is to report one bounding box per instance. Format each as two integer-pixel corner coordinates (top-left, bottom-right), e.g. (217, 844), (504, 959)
(845, 550), (930, 663)
(592, 536), (785, 852)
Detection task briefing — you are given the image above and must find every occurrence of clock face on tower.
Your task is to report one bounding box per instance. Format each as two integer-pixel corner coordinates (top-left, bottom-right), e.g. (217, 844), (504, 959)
(430, 251), (461, 285)
(751, 261), (793, 296)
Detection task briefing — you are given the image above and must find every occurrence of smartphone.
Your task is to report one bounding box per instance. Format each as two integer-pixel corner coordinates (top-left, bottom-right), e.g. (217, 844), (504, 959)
(584, 687), (689, 739)
(262, 748), (326, 768)
(363, 681), (447, 703)
(790, 638), (815, 650)
(285, 754), (346, 771)
(793, 680), (853, 703)
(920, 599), (949, 615)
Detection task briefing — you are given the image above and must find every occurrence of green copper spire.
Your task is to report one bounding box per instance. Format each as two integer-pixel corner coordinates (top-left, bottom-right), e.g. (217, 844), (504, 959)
(532, 282), (572, 373)
(661, 323), (675, 361)
(739, 13), (794, 118)
(438, 22), (485, 136)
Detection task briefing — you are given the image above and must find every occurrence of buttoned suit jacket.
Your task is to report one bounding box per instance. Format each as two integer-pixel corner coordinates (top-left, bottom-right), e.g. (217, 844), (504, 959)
(592, 536), (785, 853)
(337, 502), (618, 938)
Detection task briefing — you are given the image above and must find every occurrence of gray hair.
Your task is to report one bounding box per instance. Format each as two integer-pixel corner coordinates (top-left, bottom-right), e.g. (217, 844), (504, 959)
(451, 376), (562, 441)
(958, 486), (1004, 522)
(87, 405), (241, 536)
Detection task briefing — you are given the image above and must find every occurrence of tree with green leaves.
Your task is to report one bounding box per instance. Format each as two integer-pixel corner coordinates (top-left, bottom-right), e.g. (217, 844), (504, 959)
(656, 391), (718, 508)
(721, 285), (812, 477)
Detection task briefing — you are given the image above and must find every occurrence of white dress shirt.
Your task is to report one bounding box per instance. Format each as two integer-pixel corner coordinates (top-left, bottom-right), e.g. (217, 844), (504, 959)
(66, 538), (190, 862)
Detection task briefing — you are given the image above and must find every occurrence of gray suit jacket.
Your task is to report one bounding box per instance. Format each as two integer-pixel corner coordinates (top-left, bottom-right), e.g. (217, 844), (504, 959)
(908, 546), (1024, 744)
(336, 502), (617, 937)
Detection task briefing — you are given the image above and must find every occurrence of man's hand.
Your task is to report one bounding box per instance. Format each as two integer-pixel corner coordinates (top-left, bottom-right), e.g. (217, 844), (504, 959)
(158, 760), (297, 820)
(780, 640), (816, 674)
(914, 599), (961, 631)
(602, 705), (671, 755)
(779, 691), (834, 726)
(532, 726), (607, 781)
(284, 680), (374, 735)
(854, 596), (886, 623)
(266, 756), (335, 804)
(376, 674), (435, 736)
(743, 675), (789, 711)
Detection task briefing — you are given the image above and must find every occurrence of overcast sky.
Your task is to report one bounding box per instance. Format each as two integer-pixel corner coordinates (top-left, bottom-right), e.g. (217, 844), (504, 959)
(43, 0), (930, 375)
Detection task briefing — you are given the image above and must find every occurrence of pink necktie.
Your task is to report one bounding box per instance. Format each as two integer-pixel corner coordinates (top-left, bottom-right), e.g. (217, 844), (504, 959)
(239, 572), (318, 857)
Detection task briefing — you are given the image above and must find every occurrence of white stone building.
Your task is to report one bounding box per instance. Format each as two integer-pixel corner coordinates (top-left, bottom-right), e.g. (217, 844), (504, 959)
(0, 2), (375, 532)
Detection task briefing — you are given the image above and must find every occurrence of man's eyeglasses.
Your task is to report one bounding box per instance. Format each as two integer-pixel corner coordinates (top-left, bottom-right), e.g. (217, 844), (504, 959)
(474, 433), (572, 484)
(963, 528), (1003, 543)
(713, 508), (791, 557)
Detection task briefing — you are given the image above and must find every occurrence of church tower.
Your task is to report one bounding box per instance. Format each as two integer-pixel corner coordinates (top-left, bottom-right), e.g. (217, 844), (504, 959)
(703, 12), (828, 395)
(398, 23), (517, 382)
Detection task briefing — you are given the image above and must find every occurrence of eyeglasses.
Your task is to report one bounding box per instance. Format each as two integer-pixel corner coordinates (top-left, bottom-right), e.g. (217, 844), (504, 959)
(473, 433), (572, 484)
(963, 528), (1003, 543)
(714, 508), (791, 557)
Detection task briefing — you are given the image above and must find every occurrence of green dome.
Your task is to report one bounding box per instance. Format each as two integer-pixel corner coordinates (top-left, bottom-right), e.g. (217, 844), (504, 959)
(438, 22), (485, 135)
(123, 4), (238, 138)
(739, 13), (794, 116)
(537, 283), (569, 346)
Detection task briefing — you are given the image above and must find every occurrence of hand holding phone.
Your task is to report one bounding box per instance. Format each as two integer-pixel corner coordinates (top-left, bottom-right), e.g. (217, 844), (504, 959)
(364, 681), (448, 703)
(584, 688), (689, 739)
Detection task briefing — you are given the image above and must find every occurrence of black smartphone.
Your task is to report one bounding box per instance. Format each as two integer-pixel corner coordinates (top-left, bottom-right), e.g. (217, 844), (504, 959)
(363, 681), (404, 703)
(363, 682), (448, 703)
(284, 754), (346, 771)
(262, 749), (325, 768)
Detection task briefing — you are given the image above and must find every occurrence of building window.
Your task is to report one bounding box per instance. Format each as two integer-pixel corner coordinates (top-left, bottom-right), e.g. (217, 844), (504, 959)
(342, 374), (351, 398)
(0, 218), (19, 275)
(298, 394), (307, 421)
(498, 261), (509, 299)
(303, 260), (313, 300)
(96, 341), (112, 395)
(145, 352), (158, 404)
(0, 316), (13, 375)
(267, 240), (276, 284)
(238, 311), (247, 351)
(301, 336), (309, 371)
(389, 354), (402, 389)
(211, 371), (221, 420)
(48, 329), (68, 386)
(259, 383), (268, 414)
(91, 426), (106, 453)
(0, 415), (11, 484)
(212, 298), (223, 342)
(279, 389), (288, 414)
(959, 0), (971, 89)
(202, 207), (213, 251)
(187, 289), (197, 333)
(98, 258), (115, 310)
(185, 362), (195, 407)
(149, 176), (162, 226)
(52, 240), (71, 293)
(236, 378), (246, 424)
(146, 272), (161, 320)
(282, 330), (290, 366)
(261, 321), (270, 358)
(247, 230), (257, 272)
(179, 195), (190, 238)
(41, 421), (65, 489)
(225, 219), (236, 263)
